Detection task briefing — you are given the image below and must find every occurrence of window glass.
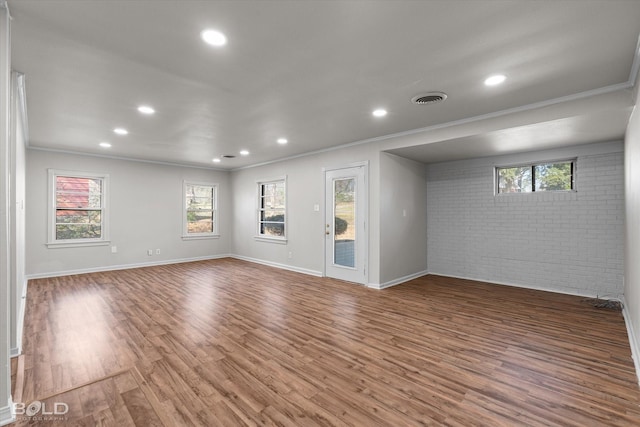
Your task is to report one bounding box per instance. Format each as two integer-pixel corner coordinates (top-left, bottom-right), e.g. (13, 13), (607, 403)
(185, 183), (217, 235)
(258, 180), (286, 238)
(54, 175), (104, 240)
(497, 160), (574, 194)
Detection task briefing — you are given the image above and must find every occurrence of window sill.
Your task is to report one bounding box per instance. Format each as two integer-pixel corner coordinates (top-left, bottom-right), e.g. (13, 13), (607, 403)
(254, 236), (288, 244)
(47, 240), (111, 249)
(182, 234), (220, 241)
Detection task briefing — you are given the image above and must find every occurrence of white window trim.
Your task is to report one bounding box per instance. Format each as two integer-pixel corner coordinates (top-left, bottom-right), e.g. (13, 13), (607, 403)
(182, 180), (220, 240)
(47, 169), (110, 249)
(255, 175), (287, 243)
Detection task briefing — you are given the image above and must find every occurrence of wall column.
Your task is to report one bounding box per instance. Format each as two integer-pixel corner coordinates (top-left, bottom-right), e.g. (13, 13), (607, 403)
(0, 0), (14, 424)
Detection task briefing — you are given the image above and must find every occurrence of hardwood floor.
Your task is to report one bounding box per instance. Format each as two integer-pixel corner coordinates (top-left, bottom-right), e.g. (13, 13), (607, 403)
(14, 258), (640, 426)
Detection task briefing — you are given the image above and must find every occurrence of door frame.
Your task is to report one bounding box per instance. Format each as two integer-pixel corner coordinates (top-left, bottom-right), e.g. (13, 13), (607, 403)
(322, 161), (369, 285)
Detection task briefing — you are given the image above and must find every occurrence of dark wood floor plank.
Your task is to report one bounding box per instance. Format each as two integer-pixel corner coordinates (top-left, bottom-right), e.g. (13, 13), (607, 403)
(16, 258), (640, 426)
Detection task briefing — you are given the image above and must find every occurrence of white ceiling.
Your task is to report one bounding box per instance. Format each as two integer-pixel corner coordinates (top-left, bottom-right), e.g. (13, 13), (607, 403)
(7, 0), (640, 169)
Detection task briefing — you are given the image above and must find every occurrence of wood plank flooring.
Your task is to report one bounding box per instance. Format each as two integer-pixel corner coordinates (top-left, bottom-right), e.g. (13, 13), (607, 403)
(14, 258), (640, 426)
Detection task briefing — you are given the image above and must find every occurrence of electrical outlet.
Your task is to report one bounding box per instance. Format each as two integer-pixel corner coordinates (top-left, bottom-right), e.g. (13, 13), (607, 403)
(147, 249), (153, 256)
(288, 251), (293, 259)
(111, 246), (117, 254)
(156, 249), (161, 255)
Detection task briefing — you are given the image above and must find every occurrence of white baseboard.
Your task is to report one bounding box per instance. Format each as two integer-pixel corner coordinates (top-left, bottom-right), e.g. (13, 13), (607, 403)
(0, 399), (15, 427)
(368, 270), (429, 290)
(621, 295), (640, 385)
(426, 271), (620, 300)
(11, 278), (28, 358)
(230, 254), (323, 277)
(25, 254), (232, 280)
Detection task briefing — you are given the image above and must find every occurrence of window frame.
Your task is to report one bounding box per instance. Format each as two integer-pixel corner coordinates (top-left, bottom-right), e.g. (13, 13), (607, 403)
(495, 159), (576, 195)
(182, 180), (219, 240)
(255, 176), (287, 243)
(47, 169), (110, 248)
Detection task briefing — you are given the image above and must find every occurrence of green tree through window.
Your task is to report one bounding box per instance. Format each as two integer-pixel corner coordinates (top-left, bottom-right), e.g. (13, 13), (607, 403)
(497, 160), (574, 194)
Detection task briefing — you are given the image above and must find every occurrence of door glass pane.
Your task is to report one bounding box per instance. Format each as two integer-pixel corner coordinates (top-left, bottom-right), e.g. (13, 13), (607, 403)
(334, 178), (355, 268)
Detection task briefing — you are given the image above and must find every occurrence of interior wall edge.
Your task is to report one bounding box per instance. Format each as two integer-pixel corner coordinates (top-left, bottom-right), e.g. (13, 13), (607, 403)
(621, 295), (640, 385)
(367, 269), (429, 290)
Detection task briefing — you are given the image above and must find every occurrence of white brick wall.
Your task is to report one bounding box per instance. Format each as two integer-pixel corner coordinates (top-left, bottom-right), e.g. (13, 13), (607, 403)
(426, 142), (624, 297)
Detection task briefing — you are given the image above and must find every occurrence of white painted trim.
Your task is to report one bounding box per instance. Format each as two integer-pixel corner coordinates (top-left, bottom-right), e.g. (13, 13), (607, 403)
(323, 164), (369, 285)
(21, 33), (640, 175)
(12, 278), (27, 357)
(14, 72), (27, 145)
(629, 34), (640, 87)
(0, 399), (15, 427)
(25, 54), (640, 175)
(322, 160), (369, 173)
(28, 146), (227, 172)
(47, 169), (110, 247)
(25, 254), (231, 280)
(183, 180), (219, 237)
(232, 82), (634, 172)
(253, 236), (288, 244)
(368, 270), (429, 290)
(426, 271), (622, 300)
(256, 175), (287, 240)
(621, 295), (640, 385)
(230, 254), (323, 277)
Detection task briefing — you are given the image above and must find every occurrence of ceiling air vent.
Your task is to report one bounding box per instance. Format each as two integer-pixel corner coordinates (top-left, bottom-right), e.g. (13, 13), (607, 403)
(222, 154), (236, 159)
(411, 92), (448, 105)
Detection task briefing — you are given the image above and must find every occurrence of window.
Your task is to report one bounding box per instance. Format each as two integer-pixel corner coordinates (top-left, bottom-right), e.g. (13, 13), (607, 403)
(257, 178), (286, 240)
(183, 181), (218, 238)
(48, 170), (109, 247)
(497, 160), (575, 194)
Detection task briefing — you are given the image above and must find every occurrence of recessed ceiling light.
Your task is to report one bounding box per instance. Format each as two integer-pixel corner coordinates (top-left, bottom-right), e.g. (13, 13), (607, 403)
(137, 105), (155, 115)
(277, 138), (288, 145)
(201, 29), (227, 47)
(484, 74), (506, 86)
(113, 127), (128, 135)
(212, 158), (221, 163)
(239, 150), (249, 156)
(99, 142), (111, 148)
(372, 108), (387, 118)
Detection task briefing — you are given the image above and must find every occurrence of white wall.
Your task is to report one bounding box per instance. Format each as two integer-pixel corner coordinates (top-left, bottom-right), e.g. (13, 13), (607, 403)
(379, 153), (428, 285)
(625, 104), (640, 381)
(230, 144), (384, 284)
(426, 141), (624, 297)
(26, 150), (231, 277)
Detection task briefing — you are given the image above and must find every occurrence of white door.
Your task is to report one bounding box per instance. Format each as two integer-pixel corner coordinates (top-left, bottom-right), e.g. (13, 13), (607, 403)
(325, 166), (367, 284)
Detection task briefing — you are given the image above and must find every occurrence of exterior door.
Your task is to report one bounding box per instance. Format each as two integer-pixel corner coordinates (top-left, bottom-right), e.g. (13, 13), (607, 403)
(325, 165), (367, 284)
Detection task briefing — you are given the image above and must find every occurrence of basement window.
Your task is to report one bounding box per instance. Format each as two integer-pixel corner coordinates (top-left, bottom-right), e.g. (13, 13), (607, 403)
(496, 160), (575, 194)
